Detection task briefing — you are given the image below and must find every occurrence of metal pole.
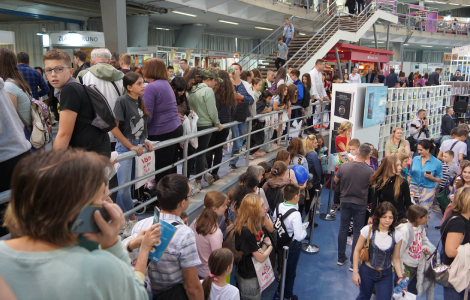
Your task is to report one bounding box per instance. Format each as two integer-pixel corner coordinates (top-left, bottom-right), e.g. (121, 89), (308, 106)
(286, 112), (291, 145)
(373, 23), (378, 49)
(348, 59), (352, 75)
(279, 246), (289, 300)
(245, 119), (252, 167)
(386, 24), (390, 51)
(302, 189), (320, 254)
(334, 47), (342, 80)
(320, 170), (337, 221)
(182, 139), (189, 177)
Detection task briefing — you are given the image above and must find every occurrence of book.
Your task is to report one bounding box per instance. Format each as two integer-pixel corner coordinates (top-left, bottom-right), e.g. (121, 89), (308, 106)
(138, 219), (177, 264)
(334, 91), (354, 120)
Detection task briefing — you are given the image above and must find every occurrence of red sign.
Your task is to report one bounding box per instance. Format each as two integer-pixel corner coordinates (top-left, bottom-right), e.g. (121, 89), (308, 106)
(351, 52), (390, 63)
(323, 52), (351, 61)
(383, 63), (390, 76)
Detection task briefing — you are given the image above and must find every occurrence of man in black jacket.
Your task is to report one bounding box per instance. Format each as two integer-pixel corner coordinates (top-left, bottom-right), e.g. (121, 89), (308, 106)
(451, 70), (464, 81)
(365, 68), (376, 83)
(428, 68), (441, 85)
(441, 107), (455, 136)
(384, 68), (400, 88)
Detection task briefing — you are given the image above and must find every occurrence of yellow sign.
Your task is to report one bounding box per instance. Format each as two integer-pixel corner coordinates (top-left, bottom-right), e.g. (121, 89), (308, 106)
(444, 53), (458, 61)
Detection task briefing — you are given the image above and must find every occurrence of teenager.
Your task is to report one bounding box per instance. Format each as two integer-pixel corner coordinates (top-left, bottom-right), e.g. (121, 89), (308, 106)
(352, 202), (405, 300)
(251, 90), (273, 158)
(270, 84), (289, 148)
(201, 249), (240, 300)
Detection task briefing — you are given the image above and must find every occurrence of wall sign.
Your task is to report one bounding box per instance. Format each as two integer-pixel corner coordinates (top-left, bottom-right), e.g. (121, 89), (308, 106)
(208, 51), (233, 57)
(49, 31), (105, 47)
(127, 46), (158, 55)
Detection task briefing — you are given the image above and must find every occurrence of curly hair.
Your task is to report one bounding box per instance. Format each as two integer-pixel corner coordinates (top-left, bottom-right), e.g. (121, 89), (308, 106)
(372, 202), (397, 236)
(213, 70), (236, 109)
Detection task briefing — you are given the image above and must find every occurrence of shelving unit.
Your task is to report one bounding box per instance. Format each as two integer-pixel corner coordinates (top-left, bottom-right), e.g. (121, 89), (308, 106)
(378, 85), (452, 161)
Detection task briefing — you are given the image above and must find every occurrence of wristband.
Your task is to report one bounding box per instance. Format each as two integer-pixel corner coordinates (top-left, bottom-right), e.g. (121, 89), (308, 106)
(127, 245), (133, 253)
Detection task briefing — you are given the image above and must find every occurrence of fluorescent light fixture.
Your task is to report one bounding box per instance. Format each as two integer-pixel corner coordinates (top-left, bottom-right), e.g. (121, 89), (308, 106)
(435, 1), (446, 3)
(404, 44), (409, 45)
(172, 10), (197, 17)
(376, 42), (385, 43)
(448, 3), (460, 5)
(36, 32), (44, 36)
(218, 19), (239, 25)
(426, 0), (435, 2)
(155, 27), (170, 30)
(255, 26), (273, 31)
(299, 33), (306, 35)
(421, 45), (433, 47)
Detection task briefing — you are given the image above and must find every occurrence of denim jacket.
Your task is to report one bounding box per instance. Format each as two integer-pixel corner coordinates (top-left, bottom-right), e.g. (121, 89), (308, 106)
(369, 230), (396, 270)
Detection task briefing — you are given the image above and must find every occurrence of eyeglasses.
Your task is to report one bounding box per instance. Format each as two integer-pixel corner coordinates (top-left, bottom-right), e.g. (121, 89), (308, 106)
(45, 66), (71, 75)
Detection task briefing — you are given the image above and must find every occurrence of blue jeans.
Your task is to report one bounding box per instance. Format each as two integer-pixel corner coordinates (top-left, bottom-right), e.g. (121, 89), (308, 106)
(115, 138), (145, 218)
(356, 264), (393, 300)
(277, 242), (302, 298)
(285, 37), (291, 45)
(338, 202), (367, 262)
(444, 286), (468, 300)
(231, 122), (248, 165)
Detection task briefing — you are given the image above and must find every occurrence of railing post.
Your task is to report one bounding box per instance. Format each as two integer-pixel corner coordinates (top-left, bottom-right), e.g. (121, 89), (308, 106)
(245, 119), (252, 167)
(183, 139), (189, 178)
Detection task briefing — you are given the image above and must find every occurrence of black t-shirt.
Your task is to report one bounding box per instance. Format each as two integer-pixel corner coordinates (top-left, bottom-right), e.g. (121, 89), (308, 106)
(441, 213), (470, 265)
(60, 82), (111, 157)
(235, 227), (266, 279)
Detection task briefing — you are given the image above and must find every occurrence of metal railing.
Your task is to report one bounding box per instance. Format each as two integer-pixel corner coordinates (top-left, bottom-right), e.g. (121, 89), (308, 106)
(0, 101), (331, 240)
(394, 13), (470, 36)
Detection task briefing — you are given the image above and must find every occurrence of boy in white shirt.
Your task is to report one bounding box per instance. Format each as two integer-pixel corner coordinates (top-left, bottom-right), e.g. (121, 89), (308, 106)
(273, 184), (306, 300)
(347, 139), (360, 161)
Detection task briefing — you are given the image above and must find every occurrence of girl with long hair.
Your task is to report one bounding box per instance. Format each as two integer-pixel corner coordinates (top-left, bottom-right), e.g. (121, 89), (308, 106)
(343, 73), (350, 83)
(234, 193), (273, 299)
(170, 76), (189, 123)
(274, 150), (298, 185)
(201, 249), (239, 300)
(369, 156), (412, 222)
(271, 67), (287, 91)
(443, 163), (470, 222)
(302, 73), (316, 134)
(288, 137), (309, 173)
(229, 172), (259, 223)
(111, 72), (153, 236)
(250, 89), (273, 158)
(352, 202), (404, 300)
(271, 84), (290, 148)
(303, 135), (322, 219)
(251, 68), (263, 80)
(205, 70), (236, 181)
(395, 205), (434, 297)
(190, 191), (228, 278)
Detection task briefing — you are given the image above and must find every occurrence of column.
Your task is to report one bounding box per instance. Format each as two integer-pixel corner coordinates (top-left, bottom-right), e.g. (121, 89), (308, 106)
(100, 0), (127, 54)
(392, 42), (404, 61)
(127, 15), (150, 47)
(173, 24), (206, 48)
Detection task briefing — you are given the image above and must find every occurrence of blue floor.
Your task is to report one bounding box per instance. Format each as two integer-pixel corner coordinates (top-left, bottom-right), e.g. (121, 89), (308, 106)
(259, 188), (445, 300)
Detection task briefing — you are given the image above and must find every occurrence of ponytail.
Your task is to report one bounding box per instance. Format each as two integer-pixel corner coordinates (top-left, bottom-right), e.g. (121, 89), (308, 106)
(202, 249), (234, 300)
(195, 191), (227, 236)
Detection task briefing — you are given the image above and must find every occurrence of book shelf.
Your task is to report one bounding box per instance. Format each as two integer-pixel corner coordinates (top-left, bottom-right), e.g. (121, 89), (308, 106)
(378, 85), (452, 161)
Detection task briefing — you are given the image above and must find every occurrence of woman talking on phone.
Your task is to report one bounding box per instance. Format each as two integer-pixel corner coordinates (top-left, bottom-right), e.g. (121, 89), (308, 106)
(0, 150), (151, 300)
(408, 139), (443, 228)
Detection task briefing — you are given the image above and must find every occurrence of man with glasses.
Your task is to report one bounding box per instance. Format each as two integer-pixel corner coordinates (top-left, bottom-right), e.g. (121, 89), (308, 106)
(179, 59), (189, 77)
(43, 49), (111, 157)
(16, 52), (50, 100)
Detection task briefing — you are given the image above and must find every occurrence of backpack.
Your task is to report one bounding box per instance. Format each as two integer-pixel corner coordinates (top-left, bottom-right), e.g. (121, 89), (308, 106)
(9, 80), (52, 149)
(273, 203), (297, 249)
(222, 224), (243, 264)
(270, 79), (282, 94)
(265, 183), (286, 212)
(73, 82), (117, 132)
(302, 86), (311, 109)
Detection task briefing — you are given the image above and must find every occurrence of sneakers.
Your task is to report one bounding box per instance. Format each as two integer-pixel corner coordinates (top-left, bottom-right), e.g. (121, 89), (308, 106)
(203, 173), (214, 186)
(213, 174), (220, 182)
(248, 155), (255, 160)
(229, 164), (238, 170)
(191, 182), (202, 196)
(337, 257), (349, 266)
(233, 150), (242, 156)
(253, 150), (265, 157)
(349, 264), (354, 272)
(122, 219), (138, 238)
(347, 236), (353, 246)
(267, 144), (278, 153)
(330, 204), (339, 214)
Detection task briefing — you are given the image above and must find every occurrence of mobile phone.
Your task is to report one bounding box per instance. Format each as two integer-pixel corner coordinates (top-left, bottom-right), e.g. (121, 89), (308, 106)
(154, 206), (160, 224)
(425, 171), (431, 174)
(71, 205), (111, 233)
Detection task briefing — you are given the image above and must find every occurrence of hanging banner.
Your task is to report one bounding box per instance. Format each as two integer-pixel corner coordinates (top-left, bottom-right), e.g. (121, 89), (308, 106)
(186, 49), (192, 61)
(426, 13), (437, 32)
(169, 48), (176, 61)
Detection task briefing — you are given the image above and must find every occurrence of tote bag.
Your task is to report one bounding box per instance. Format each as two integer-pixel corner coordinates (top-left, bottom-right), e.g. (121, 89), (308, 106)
(251, 256), (275, 292)
(135, 151), (156, 189)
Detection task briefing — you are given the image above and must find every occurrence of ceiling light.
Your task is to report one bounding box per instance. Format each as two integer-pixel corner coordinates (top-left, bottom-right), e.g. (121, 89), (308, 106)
(376, 42), (385, 44)
(426, 0), (435, 2)
(299, 33), (306, 35)
(404, 43), (409, 45)
(448, 3), (460, 5)
(255, 26), (273, 31)
(155, 27), (170, 30)
(435, 1), (446, 3)
(36, 33), (44, 36)
(217, 19), (239, 25)
(172, 10), (197, 17)
(421, 45), (433, 47)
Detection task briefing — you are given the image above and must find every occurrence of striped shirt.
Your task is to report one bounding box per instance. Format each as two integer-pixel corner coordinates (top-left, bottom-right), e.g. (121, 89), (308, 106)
(141, 213), (201, 294)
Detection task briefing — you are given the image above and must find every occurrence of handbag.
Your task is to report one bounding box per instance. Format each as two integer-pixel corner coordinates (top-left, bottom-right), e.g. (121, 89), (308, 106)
(359, 225), (372, 262)
(436, 189), (450, 213)
(426, 216), (464, 287)
(235, 101), (250, 123)
(251, 256), (275, 292)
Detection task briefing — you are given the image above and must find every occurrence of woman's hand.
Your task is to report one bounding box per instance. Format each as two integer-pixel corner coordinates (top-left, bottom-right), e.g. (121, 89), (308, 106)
(141, 223), (162, 249)
(82, 202), (125, 249)
(352, 271), (361, 287)
(144, 141), (153, 152)
(179, 113), (185, 122)
(263, 237), (271, 246)
(423, 172), (433, 179)
(130, 145), (144, 156)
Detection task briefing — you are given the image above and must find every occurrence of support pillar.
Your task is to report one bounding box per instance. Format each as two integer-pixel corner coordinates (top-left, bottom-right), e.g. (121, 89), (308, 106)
(386, 24), (390, 51)
(127, 15), (150, 47)
(334, 47), (342, 78)
(373, 24), (378, 49)
(100, 0), (127, 54)
(173, 24), (206, 48)
(392, 42), (404, 61)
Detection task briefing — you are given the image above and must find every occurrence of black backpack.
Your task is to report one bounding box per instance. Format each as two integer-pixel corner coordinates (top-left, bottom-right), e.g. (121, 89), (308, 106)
(273, 203), (298, 249)
(73, 82), (117, 132)
(302, 86), (311, 109)
(265, 184), (286, 212)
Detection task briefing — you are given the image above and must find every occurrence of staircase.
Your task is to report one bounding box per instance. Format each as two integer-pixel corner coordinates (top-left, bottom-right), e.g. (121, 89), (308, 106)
(238, 0), (398, 78)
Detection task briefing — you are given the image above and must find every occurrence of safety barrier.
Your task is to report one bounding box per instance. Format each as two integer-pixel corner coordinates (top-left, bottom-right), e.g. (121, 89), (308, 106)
(0, 101), (331, 240)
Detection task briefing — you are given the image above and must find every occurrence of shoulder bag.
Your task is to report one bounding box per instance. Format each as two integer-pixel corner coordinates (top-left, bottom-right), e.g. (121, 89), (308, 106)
(359, 225), (372, 262)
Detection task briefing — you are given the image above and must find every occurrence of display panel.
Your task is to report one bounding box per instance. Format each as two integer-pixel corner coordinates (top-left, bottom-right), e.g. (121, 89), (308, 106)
(363, 86), (387, 128)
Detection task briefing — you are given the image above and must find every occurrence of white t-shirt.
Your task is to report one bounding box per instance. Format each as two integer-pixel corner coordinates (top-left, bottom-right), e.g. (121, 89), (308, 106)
(199, 281), (240, 300)
(349, 73), (361, 84)
(360, 225), (403, 251)
(348, 153), (356, 160)
(272, 202), (307, 242)
(440, 139), (467, 166)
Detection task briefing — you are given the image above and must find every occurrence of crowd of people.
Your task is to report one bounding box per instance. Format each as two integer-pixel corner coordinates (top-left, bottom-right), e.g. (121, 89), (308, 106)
(0, 45), (469, 300)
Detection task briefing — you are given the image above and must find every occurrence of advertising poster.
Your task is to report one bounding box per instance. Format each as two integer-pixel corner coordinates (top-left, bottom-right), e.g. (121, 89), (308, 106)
(363, 86), (387, 128)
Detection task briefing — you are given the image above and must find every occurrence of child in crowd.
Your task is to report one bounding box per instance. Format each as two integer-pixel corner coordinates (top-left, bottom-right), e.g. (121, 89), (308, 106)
(258, 161), (272, 188)
(251, 90), (273, 158)
(263, 161), (290, 212)
(315, 134), (328, 156)
(251, 78), (262, 117)
(396, 205), (435, 297)
(347, 138), (360, 161)
(397, 152), (410, 179)
(201, 249), (240, 300)
(439, 150), (460, 192)
(272, 183), (306, 300)
(352, 202), (405, 300)
(180, 211), (189, 226)
(229, 173), (260, 224)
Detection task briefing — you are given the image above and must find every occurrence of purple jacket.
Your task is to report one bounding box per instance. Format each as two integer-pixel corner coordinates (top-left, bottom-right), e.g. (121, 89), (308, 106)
(143, 80), (181, 136)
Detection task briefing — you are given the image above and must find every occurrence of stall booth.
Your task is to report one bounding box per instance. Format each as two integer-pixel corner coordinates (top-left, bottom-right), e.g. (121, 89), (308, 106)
(0, 30), (16, 52)
(43, 31), (105, 68)
(450, 45), (470, 81)
(322, 43), (394, 80)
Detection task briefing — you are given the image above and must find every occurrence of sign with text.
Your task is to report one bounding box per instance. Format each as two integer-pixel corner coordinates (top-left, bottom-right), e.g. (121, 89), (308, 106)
(208, 50), (234, 57)
(49, 31), (105, 47)
(351, 52), (390, 63)
(135, 151), (155, 189)
(127, 46), (158, 55)
(444, 53), (458, 61)
(323, 52), (352, 61)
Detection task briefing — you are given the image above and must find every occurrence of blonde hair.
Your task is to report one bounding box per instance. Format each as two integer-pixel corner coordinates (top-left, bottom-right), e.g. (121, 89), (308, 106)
(397, 152), (409, 162)
(234, 193), (264, 235)
(452, 187), (470, 214)
(303, 135), (317, 155)
(337, 121), (352, 134)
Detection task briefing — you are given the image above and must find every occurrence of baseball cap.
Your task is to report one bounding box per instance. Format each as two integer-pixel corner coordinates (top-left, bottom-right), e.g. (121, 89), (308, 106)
(203, 68), (223, 82)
